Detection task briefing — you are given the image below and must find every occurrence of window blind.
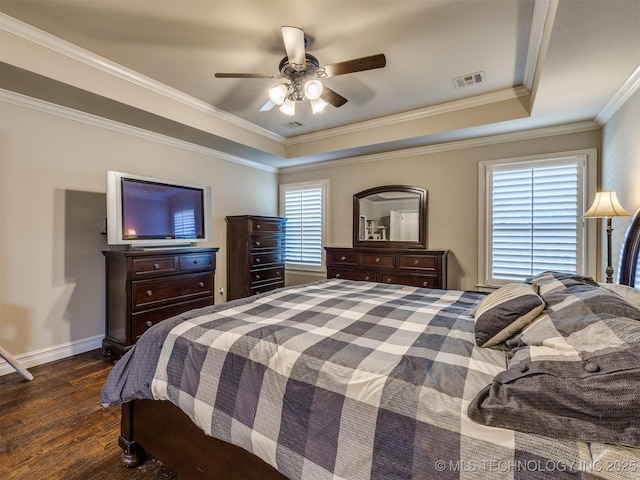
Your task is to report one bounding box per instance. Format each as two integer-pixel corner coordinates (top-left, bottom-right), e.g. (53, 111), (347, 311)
(283, 186), (323, 266)
(491, 162), (579, 281)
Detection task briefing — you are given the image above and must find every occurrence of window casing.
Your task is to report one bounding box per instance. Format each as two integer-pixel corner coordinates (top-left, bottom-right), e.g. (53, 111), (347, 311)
(279, 180), (329, 272)
(479, 150), (596, 288)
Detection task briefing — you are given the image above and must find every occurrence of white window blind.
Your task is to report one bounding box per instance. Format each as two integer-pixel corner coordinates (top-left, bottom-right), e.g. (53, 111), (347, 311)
(280, 181), (327, 269)
(481, 154), (589, 286)
(492, 162), (579, 281)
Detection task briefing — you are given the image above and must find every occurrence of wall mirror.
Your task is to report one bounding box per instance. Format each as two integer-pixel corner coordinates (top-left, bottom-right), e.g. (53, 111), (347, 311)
(353, 185), (427, 249)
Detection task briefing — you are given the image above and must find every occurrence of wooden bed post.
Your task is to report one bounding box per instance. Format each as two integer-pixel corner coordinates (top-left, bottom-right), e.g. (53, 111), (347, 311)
(119, 402), (146, 467)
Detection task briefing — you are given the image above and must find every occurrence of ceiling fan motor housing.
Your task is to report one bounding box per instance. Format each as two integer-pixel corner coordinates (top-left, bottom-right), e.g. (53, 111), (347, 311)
(279, 54), (327, 102)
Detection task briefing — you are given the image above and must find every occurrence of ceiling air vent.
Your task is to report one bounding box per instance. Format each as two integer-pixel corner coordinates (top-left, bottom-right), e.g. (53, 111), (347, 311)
(287, 121), (303, 128)
(452, 71), (486, 89)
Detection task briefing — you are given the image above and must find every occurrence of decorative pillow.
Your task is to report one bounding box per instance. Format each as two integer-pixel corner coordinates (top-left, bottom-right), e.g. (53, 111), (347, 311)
(599, 282), (640, 309)
(468, 348), (640, 447)
(471, 280), (640, 447)
(524, 271), (599, 296)
(473, 283), (545, 347)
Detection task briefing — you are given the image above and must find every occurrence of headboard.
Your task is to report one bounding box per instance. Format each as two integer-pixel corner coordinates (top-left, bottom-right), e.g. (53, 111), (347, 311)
(618, 208), (640, 288)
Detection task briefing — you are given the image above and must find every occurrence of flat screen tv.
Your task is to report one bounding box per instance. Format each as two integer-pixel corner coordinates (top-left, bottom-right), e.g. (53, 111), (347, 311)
(106, 170), (212, 248)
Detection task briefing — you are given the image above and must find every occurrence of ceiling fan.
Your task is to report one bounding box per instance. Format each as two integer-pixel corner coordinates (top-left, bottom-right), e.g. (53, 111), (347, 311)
(215, 26), (386, 115)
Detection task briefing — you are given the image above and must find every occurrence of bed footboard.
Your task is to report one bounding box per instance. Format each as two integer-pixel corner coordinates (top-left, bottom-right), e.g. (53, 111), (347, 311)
(119, 400), (286, 479)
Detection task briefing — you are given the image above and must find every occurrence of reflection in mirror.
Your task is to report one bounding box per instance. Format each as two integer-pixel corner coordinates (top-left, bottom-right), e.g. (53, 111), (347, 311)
(359, 192), (420, 241)
(353, 185), (427, 249)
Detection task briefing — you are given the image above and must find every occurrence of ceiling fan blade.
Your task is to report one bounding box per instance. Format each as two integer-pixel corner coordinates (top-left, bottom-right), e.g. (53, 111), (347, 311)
(259, 99), (276, 112)
(281, 26), (306, 68)
(321, 86), (348, 108)
(322, 53), (386, 77)
(215, 72), (281, 79)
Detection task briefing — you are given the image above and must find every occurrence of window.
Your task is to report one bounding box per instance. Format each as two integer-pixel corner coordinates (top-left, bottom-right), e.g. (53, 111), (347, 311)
(280, 180), (329, 271)
(479, 151), (595, 287)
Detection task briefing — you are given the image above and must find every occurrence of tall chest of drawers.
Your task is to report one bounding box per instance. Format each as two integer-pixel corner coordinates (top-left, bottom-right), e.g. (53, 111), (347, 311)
(325, 247), (448, 289)
(226, 215), (286, 300)
(102, 247), (218, 356)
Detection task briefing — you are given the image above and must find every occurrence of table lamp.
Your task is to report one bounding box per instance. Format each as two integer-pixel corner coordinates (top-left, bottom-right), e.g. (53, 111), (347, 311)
(584, 191), (631, 283)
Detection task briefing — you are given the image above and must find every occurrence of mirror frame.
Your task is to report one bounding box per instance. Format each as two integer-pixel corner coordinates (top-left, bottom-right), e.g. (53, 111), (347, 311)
(353, 185), (428, 249)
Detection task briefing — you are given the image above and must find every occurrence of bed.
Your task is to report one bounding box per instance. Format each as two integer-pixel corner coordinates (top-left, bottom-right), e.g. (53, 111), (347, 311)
(101, 210), (640, 479)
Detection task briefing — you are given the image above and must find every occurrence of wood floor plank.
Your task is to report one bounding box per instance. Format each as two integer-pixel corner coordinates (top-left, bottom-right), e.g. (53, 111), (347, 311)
(0, 349), (179, 480)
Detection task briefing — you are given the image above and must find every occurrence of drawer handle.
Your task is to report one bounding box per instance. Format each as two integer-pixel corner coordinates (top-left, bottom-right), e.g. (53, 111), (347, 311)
(255, 258), (261, 263)
(365, 276), (370, 281)
(255, 274), (261, 280)
(276, 271), (281, 276)
(193, 259), (200, 265)
(335, 273), (341, 278)
(375, 257), (380, 263)
(256, 241), (261, 246)
(341, 256), (346, 261)
(146, 290), (153, 297)
(153, 263), (160, 270)
(414, 260), (419, 266)
(256, 224), (261, 229)
(422, 281), (428, 287)
(145, 320), (153, 328)
(199, 282), (204, 288)
(386, 278), (391, 284)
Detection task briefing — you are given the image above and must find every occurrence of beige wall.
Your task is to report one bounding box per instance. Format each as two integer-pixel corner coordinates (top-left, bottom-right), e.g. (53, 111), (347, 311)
(0, 99), (278, 361)
(2, 89), (636, 370)
(280, 129), (601, 290)
(602, 89), (640, 279)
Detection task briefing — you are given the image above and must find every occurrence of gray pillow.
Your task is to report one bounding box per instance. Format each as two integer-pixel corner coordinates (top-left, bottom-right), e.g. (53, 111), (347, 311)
(473, 283), (545, 347)
(468, 348), (640, 447)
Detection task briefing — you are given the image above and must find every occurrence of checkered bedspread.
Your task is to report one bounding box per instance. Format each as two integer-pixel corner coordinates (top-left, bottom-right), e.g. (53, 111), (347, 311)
(102, 279), (640, 479)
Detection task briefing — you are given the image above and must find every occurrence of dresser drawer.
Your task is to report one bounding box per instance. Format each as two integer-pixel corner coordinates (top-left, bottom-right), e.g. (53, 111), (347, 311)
(251, 235), (283, 250)
(362, 253), (394, 269)
(132, 297), (213, 339)
(251, 252), (283, 268)
(397, 254), (439, 271)
(381, 273), (438, 289)
(328, 268), (376, 282)
(250, 280), (284, 296)
(326, 251), (359, 266)
(251, 266), (284, 285)
(132, 273), (213, 311)
(179, 253), (215, 271)
(132, 256), (179, 276)
(249, 218), (285, 233)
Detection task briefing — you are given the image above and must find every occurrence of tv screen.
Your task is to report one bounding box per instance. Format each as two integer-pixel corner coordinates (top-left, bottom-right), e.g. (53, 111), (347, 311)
(106, 171), (212, 247)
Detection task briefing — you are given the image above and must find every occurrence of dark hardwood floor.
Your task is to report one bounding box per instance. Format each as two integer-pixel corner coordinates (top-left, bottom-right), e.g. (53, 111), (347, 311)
(0, 349), (180, 480)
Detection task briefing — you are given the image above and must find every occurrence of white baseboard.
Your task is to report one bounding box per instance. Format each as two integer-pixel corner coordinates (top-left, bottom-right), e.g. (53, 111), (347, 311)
(0, 335), (103, 377)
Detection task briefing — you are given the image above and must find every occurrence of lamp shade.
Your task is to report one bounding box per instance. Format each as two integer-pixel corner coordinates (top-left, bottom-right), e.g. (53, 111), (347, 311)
(584, 191), (631, 218)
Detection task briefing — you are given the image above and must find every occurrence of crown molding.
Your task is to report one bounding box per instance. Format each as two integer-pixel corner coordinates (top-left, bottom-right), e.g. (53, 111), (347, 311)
(595, 63), (640, 126)
(280, 120), (599, 173)
(0, 13), (285, 145)
(0, 89), (278, 174)
(285, 86), (530, 146)
(523, 0), (554, 92)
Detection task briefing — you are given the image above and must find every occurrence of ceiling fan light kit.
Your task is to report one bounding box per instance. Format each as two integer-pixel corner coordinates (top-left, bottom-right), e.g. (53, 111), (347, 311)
(215, 26), (386, 117)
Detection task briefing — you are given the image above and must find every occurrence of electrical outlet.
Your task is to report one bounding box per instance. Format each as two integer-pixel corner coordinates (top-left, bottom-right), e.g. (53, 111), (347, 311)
(219, 287), (224, 296)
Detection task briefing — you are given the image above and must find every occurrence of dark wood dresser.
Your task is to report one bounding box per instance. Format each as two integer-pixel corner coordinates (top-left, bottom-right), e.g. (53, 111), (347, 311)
(325, 247), (448, 289)
(226, 215), (286, 301)
(102, 247), (218, 356)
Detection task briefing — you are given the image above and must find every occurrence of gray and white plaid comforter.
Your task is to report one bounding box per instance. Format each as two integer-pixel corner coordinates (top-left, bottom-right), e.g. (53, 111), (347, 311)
(102, 279), (640, 479)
